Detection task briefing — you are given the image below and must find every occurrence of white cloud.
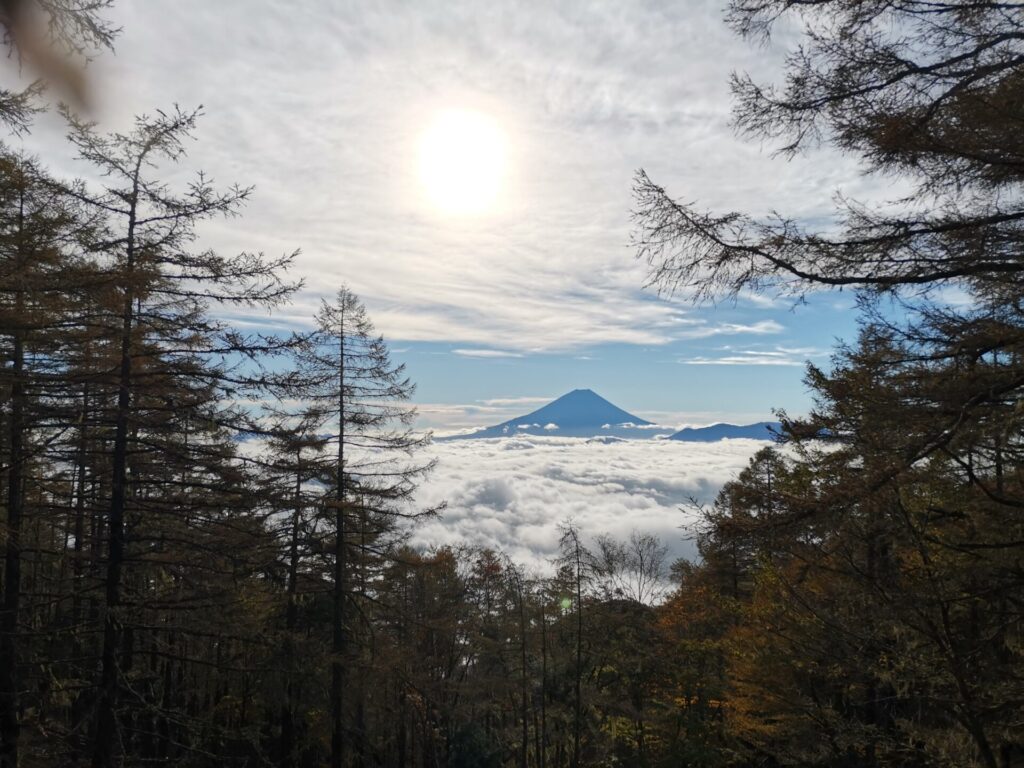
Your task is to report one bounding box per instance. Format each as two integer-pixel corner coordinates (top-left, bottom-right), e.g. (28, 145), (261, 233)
(407, 434), (769, 570)
(236, 427), (772, 571)
(478, 395), (553, 407)
(10, 0), (901, 353)
(682, 355), (804, 366)
(452, 348), (525, 358)
(674, 320), (785, 339)
(411, 402), (516, 433)
(679, 345), (829, 366)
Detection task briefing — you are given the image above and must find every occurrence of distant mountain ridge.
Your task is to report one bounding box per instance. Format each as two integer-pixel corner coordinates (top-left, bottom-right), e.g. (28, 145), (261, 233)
(438, 389), (779, 442)
(439, 389), (670, 440)
(669, 421), (780, 442)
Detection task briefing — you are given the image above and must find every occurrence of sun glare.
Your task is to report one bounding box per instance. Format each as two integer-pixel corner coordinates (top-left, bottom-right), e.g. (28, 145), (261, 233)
(418, 109), (506, 215)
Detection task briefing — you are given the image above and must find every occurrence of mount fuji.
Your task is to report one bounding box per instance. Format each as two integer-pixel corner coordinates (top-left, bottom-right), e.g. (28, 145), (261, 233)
(439, 389), (673, 440)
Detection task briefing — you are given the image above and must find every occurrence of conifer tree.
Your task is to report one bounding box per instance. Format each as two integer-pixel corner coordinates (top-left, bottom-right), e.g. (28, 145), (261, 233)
(54, 106), (298, 768)
(295, 285), (436, 768)
(0, 149), (94, 768)
(556, 523), (594, 768)
(631, 6), (1024, 763)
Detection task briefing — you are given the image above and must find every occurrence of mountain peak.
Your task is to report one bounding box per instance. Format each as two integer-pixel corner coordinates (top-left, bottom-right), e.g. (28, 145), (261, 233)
(441, 389), (657, 440)
(522, 389), (652, 429)
(555, 388), (605, 403)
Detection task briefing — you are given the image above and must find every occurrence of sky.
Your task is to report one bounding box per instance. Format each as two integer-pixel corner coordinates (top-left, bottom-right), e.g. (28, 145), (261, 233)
(0, 0), (901, 433)
(0, 0), (916, 563)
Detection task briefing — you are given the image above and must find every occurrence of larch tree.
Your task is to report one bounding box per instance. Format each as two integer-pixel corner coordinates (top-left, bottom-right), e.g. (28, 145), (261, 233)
(55, 106), (299, 768)
(630, 5), (1024, 764)
(260, 409), (329, 768)
(296, 285), (437, 768)
(0, 149), (93, 768)
(556, 522), (595, 768)
(635, 0), (1024, 302)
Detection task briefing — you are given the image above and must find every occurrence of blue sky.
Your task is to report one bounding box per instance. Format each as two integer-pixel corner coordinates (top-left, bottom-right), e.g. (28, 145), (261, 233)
(397, 291), (861, 432)
(3, 0), (891, 431)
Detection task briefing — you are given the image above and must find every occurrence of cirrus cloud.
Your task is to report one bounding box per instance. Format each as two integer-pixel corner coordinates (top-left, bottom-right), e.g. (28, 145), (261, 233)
(13, 0), (897, 356)
(453, 348), (526, 358)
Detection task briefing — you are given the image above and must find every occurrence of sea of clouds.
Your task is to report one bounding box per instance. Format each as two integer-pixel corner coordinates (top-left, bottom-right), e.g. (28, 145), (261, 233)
(408, 435), (768, 571)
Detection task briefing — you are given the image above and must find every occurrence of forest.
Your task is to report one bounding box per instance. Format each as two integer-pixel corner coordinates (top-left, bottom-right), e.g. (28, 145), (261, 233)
(1, 0), (1023, 766)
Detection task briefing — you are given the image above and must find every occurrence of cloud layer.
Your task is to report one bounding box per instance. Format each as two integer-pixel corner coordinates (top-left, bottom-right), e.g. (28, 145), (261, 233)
(408, 434), (767, 570)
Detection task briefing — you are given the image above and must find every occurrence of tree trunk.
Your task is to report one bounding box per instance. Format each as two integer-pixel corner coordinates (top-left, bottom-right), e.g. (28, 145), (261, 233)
(282, 459), (302, 768)
(538, 598), (547, 768)
(92, 191), (138, 768)
(71, 375), (90, 627)
(573, 546), (583, 768)
(331, 323), (347, 768)
(0, 305), (25, 768)
(519, 584), (529, 768)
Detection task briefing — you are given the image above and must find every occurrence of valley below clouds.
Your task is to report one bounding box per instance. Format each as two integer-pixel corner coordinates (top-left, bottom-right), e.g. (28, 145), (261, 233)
(409, 435), (769, 570)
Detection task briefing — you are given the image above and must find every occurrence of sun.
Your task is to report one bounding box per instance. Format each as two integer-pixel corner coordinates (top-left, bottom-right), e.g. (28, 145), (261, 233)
(418, 109), (506, 215)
